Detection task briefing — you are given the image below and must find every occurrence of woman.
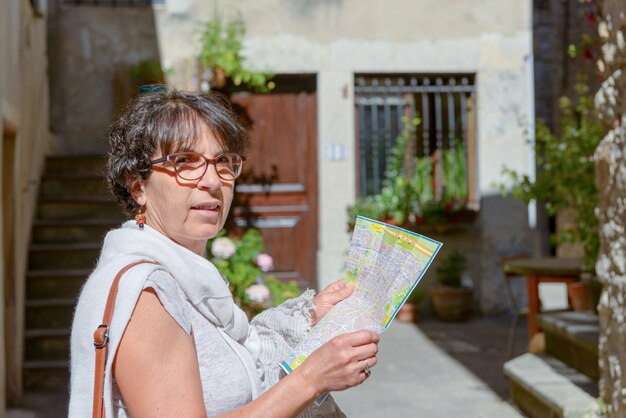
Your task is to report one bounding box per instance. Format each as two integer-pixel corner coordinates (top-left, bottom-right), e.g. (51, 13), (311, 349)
(68, 90), (379, 417)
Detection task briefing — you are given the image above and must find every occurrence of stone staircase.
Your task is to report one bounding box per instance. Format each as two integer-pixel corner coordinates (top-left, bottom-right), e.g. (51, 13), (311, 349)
(504, 311), (600, 418)
(23, 156), (125, 390)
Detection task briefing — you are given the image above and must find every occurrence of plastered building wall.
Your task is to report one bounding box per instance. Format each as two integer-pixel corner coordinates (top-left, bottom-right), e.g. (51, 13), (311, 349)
(49, 0), (534, 313)
(47, 5), (160, 154)
(0, 0), (50, 407)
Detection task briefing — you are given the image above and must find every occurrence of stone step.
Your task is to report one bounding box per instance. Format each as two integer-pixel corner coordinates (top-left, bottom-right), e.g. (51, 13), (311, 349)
(28, 242), (101, 270)
(23, 155), (107, 393)
(26, 269), (90, 299)
(32, 219), (121, 244)
(36, 197), (122, 220)
(40, 175), (109, 199)
(538, 311), (599, 381)
(25, 298), (76, 329)
(475, 400), (526, 418)
(24, 328), (70, 361)
(504, 353), (599, 418)
(22, 360), (69, 390)
(45, 155), (106, 175)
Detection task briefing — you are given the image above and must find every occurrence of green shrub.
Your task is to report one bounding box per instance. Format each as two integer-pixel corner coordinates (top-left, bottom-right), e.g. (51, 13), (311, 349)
(435, 250), (467, 287)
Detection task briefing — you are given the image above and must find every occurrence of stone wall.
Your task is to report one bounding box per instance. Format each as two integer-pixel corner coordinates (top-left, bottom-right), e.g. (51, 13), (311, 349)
(0, 0), (50, 408)
(594, 0), (626, 415)
(47, 4), (160, 154)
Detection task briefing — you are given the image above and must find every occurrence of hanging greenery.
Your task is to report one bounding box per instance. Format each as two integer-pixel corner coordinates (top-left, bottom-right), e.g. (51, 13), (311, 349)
(199, 14), (275, 93)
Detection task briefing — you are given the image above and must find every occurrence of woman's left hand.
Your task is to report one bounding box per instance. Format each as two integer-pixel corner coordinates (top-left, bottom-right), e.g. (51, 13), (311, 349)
(311, 279), (355, 325)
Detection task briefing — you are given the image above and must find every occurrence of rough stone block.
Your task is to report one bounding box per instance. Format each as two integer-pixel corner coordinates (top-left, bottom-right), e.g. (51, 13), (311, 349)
(504, 353), (599, 418)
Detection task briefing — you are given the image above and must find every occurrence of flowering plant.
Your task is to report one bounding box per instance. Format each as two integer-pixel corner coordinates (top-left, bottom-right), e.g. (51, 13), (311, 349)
(207, 229), (300, 315)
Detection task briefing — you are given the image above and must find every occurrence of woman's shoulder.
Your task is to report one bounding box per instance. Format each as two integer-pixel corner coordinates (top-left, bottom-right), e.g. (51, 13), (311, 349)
(142, 269), (193, 335)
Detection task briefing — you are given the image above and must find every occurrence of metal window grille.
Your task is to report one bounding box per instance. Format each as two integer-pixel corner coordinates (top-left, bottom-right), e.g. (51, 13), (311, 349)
(355, 74), (477, 206)
(62, 0), (163, 6)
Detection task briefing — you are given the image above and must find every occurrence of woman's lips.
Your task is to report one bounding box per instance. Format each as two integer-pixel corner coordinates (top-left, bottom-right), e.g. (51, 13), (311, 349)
(192, 202), (221, 210)
(191, 203), (221, 221)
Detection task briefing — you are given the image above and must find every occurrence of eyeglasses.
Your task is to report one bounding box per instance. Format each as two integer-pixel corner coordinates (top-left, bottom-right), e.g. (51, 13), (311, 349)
(149, 152), (245, 181)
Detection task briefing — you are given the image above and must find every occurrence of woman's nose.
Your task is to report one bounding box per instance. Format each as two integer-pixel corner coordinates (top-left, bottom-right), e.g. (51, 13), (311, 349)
(197, 163), (223, 190)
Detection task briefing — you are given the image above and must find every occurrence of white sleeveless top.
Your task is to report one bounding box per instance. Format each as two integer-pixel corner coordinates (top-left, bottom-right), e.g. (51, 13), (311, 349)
(112, 270), (252, 416)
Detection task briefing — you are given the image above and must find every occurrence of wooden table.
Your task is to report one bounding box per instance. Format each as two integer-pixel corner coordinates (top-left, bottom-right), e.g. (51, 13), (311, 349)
(503, 257), (582, 340)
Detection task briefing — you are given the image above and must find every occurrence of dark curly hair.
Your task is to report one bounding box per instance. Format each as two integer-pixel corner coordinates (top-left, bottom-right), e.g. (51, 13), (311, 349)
(106, 90), (248, 216)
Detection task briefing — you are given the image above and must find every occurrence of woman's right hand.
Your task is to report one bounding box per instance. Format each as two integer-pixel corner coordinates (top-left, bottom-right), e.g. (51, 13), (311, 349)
(296, 330), (379, 395)
(220, 329), (379, 417)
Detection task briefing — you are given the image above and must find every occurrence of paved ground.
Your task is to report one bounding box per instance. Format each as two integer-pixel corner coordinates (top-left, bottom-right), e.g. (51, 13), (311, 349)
(418, 314), (529, 400)
(333, 315), (528, 417)
(12, 314), (528, 417)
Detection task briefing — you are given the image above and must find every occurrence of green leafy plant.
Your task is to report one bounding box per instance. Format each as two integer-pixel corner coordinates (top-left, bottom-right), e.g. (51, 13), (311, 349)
(405, 287), (426, 304)
(441, 141), (468, 202)
(348, 116), (423, 226)
(435, 250), (468, 288)
(500, 81), (603, 272)
(346, 195), (386, 230)
(348, 115), (473, 229)
(129, 61), (165, 85)
(128, 60), (173, 94)
(199, 14), (274, 92)
(377, 116), (424, 224)
(208, 229), (299, 315)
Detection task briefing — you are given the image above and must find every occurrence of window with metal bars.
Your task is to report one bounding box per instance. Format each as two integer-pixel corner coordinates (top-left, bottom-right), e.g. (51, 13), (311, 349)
(355, 74), (477, 208)
(62, 0), (163, 6)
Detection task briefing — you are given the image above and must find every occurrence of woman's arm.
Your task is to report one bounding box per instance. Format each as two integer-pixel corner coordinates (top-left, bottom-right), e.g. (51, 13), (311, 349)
(114, 288), (206, 417)
(115, 289), (378, 418)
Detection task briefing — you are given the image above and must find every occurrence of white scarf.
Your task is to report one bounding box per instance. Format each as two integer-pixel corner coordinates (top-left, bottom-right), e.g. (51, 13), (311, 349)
(69, 221), (265, 417)
(101, 222), (251, 341)
(102, 221), (263, 394)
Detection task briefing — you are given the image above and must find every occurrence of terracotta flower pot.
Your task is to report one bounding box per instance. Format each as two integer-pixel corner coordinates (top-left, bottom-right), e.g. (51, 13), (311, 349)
(568, 281), (591, 311)
(397, 303), (418, 323)
(430, 286), (473, 321)
(212, 67), (227, 89)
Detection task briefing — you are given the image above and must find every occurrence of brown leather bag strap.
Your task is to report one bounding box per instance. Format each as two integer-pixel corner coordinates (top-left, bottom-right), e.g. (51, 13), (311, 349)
(92, 260), (157, 418)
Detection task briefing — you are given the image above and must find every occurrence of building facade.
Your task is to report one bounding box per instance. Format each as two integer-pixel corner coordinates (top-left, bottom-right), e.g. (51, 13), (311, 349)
(48, 0), (534, 315)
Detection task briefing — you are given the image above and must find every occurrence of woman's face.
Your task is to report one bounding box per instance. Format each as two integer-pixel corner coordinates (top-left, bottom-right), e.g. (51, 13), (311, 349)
(134, 128), (235, 255)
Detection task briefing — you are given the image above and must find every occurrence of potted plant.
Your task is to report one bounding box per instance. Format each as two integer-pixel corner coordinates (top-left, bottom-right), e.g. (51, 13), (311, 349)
(430, 250), (473, 321)
(397, 287), (425, 323)
(199, 14), (274, 93)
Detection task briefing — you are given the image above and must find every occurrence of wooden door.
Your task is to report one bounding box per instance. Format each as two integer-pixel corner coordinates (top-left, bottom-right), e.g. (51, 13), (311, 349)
(230, 89), (318, 290)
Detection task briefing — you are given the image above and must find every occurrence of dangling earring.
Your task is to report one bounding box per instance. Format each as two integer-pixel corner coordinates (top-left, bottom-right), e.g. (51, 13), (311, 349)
(135, 207), (146, 230)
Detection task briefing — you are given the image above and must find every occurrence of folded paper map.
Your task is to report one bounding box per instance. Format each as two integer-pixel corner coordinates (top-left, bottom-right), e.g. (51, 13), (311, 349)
(280, 216), (442, 376)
